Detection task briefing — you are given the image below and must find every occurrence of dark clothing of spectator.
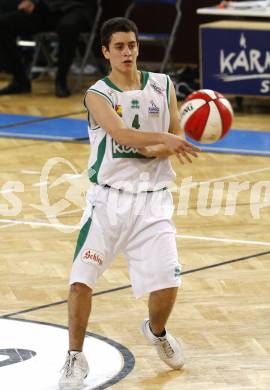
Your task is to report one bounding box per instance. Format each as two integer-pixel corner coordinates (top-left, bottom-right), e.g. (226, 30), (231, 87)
(0, 0), (20, 12)
(41, 0), (89, 13)
(35, 0), (94, 17)
(0, 0), (97, 97)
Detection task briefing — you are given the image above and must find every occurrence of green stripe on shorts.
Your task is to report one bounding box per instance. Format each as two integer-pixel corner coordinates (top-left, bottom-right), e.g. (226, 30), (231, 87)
(73, 206), (95, 261)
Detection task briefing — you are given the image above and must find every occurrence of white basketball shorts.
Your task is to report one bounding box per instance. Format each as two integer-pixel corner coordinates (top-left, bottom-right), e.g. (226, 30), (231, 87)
(70, 185), (181, 298)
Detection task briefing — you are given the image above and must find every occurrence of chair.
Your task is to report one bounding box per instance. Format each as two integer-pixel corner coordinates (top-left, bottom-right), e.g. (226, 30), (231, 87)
(125, 0), (182, 73)
(25, 0), (103, 89)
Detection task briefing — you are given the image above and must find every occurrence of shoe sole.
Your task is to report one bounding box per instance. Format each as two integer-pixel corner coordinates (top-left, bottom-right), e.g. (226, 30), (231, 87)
(59, 371), (89, 390)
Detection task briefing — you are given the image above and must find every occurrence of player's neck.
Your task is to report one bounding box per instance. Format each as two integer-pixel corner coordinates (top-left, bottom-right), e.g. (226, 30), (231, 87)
(108, 68), (141, 91)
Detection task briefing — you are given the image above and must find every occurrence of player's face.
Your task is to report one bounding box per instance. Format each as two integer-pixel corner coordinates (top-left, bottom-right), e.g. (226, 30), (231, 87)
(102, 31), (139, 72)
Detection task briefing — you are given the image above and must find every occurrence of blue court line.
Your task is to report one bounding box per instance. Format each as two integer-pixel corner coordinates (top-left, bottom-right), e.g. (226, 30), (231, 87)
(0, 113), (270, 156)
(187, 129), (270, 156)
(0, 113), (88, 140)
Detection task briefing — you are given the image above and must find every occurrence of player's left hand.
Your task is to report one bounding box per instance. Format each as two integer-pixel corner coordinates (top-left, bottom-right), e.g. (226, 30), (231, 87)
(176, 147), (199, 164)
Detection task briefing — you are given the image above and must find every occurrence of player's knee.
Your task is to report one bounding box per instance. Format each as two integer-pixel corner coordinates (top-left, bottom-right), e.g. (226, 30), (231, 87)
(150, 286), (178, 302)
(70, 282), (92, 295)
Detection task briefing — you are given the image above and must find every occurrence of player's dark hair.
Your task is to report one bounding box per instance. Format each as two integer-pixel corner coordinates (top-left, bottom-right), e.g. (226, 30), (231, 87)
(100, 17), (139, 49)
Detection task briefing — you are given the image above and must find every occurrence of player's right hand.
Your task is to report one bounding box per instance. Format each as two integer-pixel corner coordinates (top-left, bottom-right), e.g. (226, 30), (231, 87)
(162, 133), (200, 164)
(18, 0), (35, 13)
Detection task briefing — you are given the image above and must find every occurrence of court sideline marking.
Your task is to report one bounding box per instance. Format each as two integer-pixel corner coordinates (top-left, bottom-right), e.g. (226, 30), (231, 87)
(1, 216), (270, 246)
(182, 165), (270, 187)
(0, 110), (85, 130)
(175, 234), (270, 246)
(1, 249), (269, 319)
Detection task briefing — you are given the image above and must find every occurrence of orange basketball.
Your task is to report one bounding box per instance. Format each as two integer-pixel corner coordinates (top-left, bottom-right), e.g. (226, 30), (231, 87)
(179, 89), (233, 144)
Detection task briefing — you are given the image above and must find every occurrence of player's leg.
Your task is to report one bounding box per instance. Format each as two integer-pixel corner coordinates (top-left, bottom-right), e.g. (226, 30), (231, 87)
(58, 283), (92, 390)
(148, 286), (178, 336)
(143, 286), (184, 370)
(60, 211), (109, 389)
(68, 282), (92, 351)
(59, 186), (125, 389)
(125, 190), (184, 369)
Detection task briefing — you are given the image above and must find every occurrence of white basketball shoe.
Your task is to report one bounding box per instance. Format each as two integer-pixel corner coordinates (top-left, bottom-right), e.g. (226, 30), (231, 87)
(141, 319), (185, 370)
(59, 351), (89, 390)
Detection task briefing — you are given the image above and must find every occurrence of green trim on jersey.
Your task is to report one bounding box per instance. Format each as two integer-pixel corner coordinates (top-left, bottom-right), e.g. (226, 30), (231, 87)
(166, 75), (170, 108)
(73, 205), (95, 261)
(103, 71), (149, 92)
(141, 71), (149, 89)
(88, 88), (113, 106)
(103, 76), (122, 92)
(89, 134), (107, 183)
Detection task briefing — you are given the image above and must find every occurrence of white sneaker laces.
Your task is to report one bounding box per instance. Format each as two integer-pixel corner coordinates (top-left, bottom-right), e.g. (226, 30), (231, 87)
(61, 354), (78, 377)
(160, 339), (175, 358)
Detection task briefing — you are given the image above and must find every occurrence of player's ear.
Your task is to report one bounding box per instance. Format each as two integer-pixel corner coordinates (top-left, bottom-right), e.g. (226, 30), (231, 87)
(102, 45), (110, 60)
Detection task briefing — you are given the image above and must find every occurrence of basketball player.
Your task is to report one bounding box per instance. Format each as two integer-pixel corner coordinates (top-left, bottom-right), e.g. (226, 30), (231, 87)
(59, 17), (200, 390)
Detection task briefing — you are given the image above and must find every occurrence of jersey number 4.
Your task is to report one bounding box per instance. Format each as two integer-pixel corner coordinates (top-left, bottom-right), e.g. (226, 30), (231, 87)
(132, 114), (140, 129)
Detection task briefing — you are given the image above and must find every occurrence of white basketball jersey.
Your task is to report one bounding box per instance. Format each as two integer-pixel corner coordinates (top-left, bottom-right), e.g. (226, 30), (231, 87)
(85, 71), (176, 193)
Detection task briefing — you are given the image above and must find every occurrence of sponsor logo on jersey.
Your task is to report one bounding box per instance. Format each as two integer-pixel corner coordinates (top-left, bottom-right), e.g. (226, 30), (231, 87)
(148, 100), (160, 116)
(150, 82), (164, 95)
(131, 99), (140, 109)
(115, 104), (123, 117)
(81, 249), (104, 266)
(112, 139), (147, 158)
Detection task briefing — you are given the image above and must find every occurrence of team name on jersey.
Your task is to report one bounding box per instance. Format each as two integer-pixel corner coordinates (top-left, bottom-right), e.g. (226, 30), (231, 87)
(112, 140), (147, 158)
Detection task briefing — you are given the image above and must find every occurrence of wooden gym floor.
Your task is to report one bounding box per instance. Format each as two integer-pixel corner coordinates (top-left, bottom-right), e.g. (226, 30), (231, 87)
(0, 75), (270, 390)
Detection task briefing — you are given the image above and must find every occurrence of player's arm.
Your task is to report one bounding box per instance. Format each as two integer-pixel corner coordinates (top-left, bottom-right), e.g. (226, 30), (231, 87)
(85, 91), (198, 156)
(86, 92), (164, 148)
(138, 80), (199, 162)
(137, 144), (173, 159)
(168, 79), (184, 137)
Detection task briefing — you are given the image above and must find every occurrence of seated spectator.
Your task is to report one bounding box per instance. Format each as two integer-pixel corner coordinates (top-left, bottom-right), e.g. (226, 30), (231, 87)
(0, 0), (97, 97)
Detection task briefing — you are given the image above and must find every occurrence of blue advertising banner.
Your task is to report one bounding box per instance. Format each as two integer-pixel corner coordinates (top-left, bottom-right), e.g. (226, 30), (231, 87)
(200, 23), (270, 96)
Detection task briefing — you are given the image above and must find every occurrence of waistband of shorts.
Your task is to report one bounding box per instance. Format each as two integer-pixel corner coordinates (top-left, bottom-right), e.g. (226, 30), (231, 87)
(101, 184), (168, 194)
